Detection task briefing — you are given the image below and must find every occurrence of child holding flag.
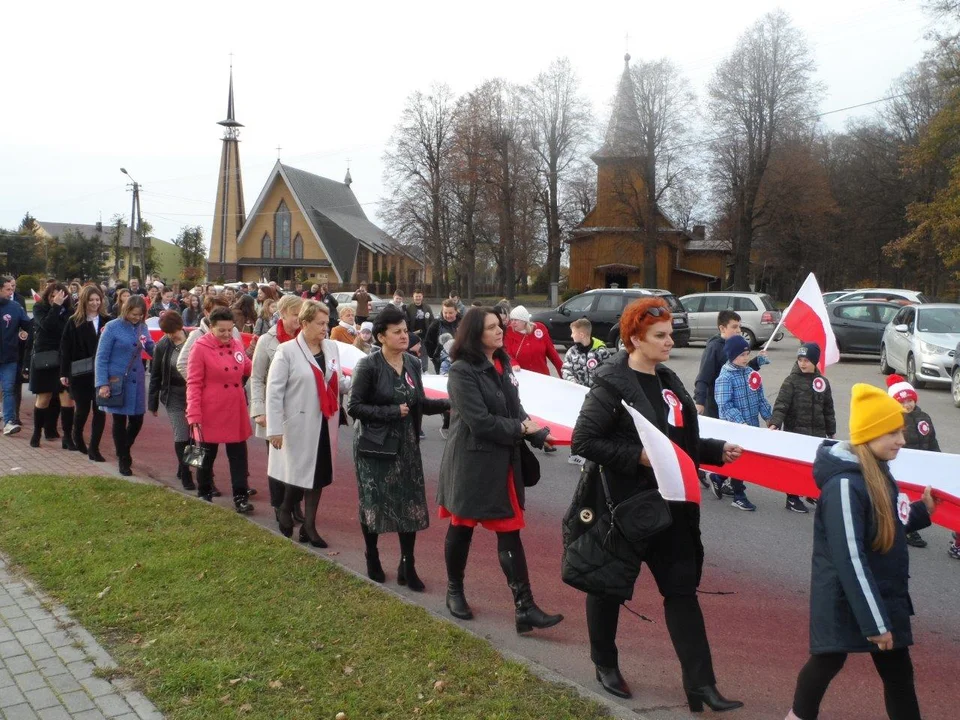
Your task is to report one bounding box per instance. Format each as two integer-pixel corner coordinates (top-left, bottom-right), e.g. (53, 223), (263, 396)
(714, 334), (771, 511)
(886, 374), (939, 549)
(769, 343), (836, 514)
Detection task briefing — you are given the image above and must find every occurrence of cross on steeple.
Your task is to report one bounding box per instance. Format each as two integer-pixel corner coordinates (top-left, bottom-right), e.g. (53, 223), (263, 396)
(276, 145), (282, 159)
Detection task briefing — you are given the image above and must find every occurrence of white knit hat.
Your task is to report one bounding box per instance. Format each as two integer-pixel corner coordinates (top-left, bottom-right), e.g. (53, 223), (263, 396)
(509, 305), (531, 323)
(886, 374), (918, 404)
(360, 321), (373, 334)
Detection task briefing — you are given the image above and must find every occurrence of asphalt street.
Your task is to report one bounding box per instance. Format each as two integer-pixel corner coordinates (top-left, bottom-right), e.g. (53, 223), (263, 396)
(63, 337), (959, 719)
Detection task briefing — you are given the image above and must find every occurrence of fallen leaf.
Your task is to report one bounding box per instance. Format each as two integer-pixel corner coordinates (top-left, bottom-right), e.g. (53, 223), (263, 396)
(228, 678), (242, 686)
(268, 680), (282, 689)
(343, 666), (354, 676)
(96, 586), (111, 600)
(326, 551), (340, 556)
(434, 680), (446, 693)
(196, 571), (205, 581)
(238, 703), (252, 713)
(335, 713), (348, 720)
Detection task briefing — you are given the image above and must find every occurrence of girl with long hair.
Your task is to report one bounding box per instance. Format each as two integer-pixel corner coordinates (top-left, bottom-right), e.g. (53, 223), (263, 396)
(29, 283), (75, 448)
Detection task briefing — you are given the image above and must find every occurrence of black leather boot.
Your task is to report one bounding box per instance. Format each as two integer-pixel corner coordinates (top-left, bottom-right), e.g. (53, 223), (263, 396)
(60, 407), (77, 450)
(595, 665), (632, 699)
(234, 494), (254, 514)
(498, 548), (563, 634)
(365, 549), (386, 583)
(445, 527), (473, 619)
(686, 685), (743, 713)
(30, 407), (45, 448)
(397, 555), (425, 592)
(44, 396), (60, 439)
(72, 428), (87, 454)
(118, 455), (132, 476)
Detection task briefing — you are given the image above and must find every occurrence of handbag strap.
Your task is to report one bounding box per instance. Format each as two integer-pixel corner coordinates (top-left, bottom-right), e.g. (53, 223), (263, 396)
(119, 328), (143, 381)
(598, 466), (616, 513)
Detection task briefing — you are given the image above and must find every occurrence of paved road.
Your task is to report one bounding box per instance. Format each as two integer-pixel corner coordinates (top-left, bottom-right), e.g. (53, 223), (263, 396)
(17, 339), (960, 719)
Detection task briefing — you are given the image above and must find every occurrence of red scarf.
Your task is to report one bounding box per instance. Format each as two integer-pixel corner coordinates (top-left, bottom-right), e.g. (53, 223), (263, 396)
(276, 321), (299, 344)
(308, 350), (340, 419)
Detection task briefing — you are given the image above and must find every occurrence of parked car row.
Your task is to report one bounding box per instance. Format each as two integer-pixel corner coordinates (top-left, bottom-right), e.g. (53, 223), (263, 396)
(880, 304), (960, 388)
(680, 291), (783, 348)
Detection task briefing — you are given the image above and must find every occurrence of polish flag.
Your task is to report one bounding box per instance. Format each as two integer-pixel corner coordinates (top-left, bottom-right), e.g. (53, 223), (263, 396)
(30, 289), (41, 302)
(777, 273), (840, 373)
(623, 402), (701, 504)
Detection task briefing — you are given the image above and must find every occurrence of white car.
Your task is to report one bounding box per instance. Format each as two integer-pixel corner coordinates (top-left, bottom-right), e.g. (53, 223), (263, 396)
(331, 292), (390, 320)
(835, 288), (930, 304)
(880, 303), (960, 387)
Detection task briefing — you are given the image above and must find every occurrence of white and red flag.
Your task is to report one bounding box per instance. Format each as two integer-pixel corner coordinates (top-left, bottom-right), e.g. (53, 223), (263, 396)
(30, 288), (41, 302)
(769, 273), (840, 373)
(623, 402), (701, 503)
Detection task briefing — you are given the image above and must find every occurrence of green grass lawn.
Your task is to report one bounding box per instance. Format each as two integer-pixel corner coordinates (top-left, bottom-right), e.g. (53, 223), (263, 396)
(0, 475), (610, 720)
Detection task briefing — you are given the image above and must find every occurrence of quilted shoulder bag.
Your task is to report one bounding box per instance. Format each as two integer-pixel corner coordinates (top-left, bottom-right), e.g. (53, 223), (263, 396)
(599, 468), (673, 544)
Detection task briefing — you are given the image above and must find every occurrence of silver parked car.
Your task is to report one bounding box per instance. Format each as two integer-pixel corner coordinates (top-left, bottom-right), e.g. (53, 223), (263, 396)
(332, 291), (390, 320)
(880, 303), (960, 388)
(680, 291), (783, 348)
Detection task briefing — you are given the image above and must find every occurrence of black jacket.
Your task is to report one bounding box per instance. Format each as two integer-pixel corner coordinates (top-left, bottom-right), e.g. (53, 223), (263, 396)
(405, 302), (434, 337)
(148, 336), (186, 412)
(423, 317), (459, 364)
(348, 351), (448, 446)
(32, 300), (72, 354)
(809, 441), (931, 654)
(901, 406), (940, 452)
(769, 363), (836, 437)
(437, 349), (530, 520)
(694, 334), (761, 417)
(565, 352), (726, 600)
(60, 316), (105, 399)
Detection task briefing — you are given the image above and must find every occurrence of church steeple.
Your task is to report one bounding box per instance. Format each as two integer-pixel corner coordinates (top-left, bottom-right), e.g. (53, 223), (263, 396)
(591, 53), (643, 161)
(208, 66), (246, 281)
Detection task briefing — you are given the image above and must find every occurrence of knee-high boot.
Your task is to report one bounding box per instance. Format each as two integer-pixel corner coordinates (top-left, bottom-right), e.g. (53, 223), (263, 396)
(44, 395), (60, 439)
(30, 407), (46, 447)
(445, 525), (473, 619)
(88, 410), (105, 461)
(498, 543), (564, 634)
(60, 406), (77, 450)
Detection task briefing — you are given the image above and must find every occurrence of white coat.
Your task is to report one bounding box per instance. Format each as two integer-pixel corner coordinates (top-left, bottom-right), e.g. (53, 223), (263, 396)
(265, 334), (349, 489)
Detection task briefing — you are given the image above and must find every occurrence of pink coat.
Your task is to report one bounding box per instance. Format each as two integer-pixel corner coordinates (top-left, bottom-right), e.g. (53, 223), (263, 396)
(186, 332), (253, 444)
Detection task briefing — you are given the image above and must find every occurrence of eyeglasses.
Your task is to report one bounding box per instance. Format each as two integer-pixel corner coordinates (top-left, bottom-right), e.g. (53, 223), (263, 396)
(643, 306), (669, 318)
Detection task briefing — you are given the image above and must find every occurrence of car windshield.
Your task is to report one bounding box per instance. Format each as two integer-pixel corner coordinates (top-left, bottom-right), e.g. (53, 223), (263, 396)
(758, 295), (776, 311)
(660, 294), (685, 312)
(917, 293), (932, 303)
(917, 308), (960, 334)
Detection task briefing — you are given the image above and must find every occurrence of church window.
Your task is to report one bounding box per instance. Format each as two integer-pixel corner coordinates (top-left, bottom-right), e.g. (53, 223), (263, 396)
(275, 200), (291, 258)
(357, 250), (369, 275)
(293, 233), (304, 259)
(261, 233), (272, 258)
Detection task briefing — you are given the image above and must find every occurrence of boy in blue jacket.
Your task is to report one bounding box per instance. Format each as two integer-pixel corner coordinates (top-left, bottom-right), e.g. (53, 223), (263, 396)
(0, 276), (33, 435)
(714, 334), (771, 511)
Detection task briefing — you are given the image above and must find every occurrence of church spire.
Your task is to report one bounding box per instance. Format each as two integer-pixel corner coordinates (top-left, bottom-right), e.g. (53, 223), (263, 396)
(209, 65), (246, 281)
(591, 53), (643, 161)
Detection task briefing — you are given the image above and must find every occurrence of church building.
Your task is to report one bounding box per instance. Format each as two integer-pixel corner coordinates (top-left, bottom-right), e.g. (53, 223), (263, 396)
(567, 55), (728, 295)
(206, 70), (426, 289)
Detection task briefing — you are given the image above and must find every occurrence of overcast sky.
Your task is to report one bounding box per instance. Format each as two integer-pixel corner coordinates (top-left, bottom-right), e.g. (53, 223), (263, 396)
(0, 0), (937, 246)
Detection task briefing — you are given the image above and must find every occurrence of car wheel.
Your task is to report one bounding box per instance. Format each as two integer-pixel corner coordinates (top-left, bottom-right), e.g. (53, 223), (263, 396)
(879, 345), (893, 375)
(906, 355), (925, 389)
(952, 367), (960, 408)
(741, 328), (757, 348)
(773, 331), (784, 342)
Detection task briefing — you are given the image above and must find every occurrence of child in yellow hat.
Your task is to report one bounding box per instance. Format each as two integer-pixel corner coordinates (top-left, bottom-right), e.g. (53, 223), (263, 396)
(786, 384), (939, 720)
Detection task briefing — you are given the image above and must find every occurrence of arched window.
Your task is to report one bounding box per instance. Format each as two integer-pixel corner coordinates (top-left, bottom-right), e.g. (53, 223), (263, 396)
(293, 233), (304, 259)
(261, 233), (272, 258)
(275, 200), (291, 258)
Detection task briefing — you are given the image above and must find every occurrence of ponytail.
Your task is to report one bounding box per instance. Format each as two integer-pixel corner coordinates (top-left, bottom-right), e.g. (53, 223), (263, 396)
(852, 443), (896, 553)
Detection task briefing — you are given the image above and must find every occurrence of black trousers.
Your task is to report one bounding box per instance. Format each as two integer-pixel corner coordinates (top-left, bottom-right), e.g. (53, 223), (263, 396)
(197, 442), (249, 498)
(792, 649), (920, 720)
(73, 395), (105, 450)
(585, 503), (715, 690)
(111, 414), (144, 459)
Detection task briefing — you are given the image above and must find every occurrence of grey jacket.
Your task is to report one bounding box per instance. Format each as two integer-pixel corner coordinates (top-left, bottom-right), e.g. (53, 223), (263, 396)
(437, 349), (530, 520)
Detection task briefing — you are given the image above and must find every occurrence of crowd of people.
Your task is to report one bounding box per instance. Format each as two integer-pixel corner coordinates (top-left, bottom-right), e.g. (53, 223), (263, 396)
(0, 274), (954, 718)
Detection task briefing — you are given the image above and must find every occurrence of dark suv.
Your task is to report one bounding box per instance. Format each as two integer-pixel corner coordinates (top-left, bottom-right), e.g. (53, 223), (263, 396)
(530, 288), (690, 348)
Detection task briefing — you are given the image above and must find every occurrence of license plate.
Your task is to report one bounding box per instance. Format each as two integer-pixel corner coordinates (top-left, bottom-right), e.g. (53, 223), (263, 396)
(673, 318), (684, 325)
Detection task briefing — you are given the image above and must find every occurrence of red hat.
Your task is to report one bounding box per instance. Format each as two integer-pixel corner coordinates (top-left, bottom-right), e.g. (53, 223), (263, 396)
(886, 374), (918, 404)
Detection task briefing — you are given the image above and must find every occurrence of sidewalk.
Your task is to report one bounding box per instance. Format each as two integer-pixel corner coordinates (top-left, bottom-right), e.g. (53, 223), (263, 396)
(0, 555), (163, 720)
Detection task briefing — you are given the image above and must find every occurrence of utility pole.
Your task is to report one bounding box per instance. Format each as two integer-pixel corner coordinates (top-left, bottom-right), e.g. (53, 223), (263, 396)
(126, 183), (137, 282)
(120, 168), (144, 282)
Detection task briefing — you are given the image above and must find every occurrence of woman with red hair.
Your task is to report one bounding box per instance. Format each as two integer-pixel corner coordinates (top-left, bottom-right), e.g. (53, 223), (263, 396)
(570, 297), (744, 711)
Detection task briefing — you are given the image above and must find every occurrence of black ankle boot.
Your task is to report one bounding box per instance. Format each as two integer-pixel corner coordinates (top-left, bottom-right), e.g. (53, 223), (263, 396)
(595, 665), (632, 699)
(234, 494), (254, 514)
(365, 549), (385, 583)
(180, 467), (196, 491)
(445, 581), (473, 619)
(61, 435), (77, 451)
(118, 455), (132, 476)
(498, 549), (563, 634)
(397, 555), (425, 592)
(30, 407), (45, 448)
(88, 447), (105, 462)
(686, 685), (743, 713)
(73, 432), (87, 454)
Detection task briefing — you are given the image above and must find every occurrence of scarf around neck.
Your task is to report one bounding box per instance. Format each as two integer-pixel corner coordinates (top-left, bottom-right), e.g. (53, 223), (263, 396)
(276, 321), (300, 344)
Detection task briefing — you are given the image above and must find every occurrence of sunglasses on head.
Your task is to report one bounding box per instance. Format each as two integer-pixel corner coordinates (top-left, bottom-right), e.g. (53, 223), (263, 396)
(643, 306), (669, 318)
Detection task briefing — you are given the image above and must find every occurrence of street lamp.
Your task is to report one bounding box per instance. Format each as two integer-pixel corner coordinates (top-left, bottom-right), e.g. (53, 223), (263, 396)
(120, 168), (145, 283)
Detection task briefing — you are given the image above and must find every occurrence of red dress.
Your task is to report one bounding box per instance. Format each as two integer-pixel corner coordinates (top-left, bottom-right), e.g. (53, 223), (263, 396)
(438, 359), (525, 531)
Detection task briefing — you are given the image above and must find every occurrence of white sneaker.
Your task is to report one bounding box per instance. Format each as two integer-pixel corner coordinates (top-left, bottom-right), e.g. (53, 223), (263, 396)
(568, 454), (586, 466)
(3, 422), (21, 436)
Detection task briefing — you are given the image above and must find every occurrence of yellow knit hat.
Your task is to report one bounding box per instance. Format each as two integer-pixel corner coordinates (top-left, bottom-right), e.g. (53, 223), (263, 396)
(849, 383), (905, 445)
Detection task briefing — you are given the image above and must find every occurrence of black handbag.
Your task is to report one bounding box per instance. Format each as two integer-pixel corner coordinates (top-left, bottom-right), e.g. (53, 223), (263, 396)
(599, 468), (673, 543)
(357, 432), (400, 459)
(70, 357), (94, 377)
(182, 429), (208, 469)
(519, 442), (540, 487)
(31, 350), (60, 372)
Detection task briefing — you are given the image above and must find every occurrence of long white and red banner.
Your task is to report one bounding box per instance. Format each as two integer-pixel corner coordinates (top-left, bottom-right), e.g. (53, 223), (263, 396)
(327, 344), (960, 533)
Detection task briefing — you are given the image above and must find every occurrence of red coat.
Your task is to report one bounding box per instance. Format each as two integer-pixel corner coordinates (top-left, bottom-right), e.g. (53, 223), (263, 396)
(186, 332), (253, 444)
(503, 322), (562, 376)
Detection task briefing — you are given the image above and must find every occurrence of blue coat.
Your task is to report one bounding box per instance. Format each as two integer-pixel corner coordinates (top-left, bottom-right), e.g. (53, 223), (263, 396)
(0, 297), (32, 365)
(94, 318), (154, 415)
(809, 441), (931, 654)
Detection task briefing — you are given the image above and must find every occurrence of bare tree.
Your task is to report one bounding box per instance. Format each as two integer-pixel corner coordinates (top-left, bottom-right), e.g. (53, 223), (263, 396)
(525, 57), (592, 287)
(707, 10), (821, 289)
(381, 84), (457, 295)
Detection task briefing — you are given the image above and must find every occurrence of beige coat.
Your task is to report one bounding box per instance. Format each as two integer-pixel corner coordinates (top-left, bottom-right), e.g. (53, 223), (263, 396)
(249, 325), (282, 440)
(265, 334), (349, 489)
